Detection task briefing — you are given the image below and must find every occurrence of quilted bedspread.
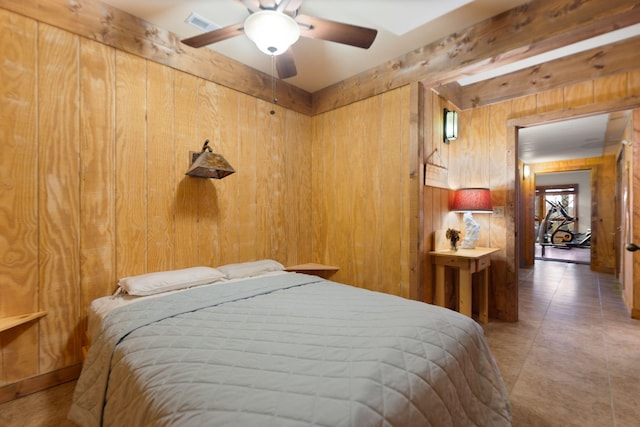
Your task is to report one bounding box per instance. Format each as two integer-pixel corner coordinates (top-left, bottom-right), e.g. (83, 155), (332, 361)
(69, 273), (511, 426)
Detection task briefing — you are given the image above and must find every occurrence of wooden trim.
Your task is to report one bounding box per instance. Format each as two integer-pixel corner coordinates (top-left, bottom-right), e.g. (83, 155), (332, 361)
(507, 96), (640, 128)
(312, 0), (640, 114)
(0, 0), (312, 115)
(633, 109), (640, 315)
(2, 0), (639, 115)
(457, 36), (640, 109)
(410, 82), (424, 301)
(0, 363), (82, 404)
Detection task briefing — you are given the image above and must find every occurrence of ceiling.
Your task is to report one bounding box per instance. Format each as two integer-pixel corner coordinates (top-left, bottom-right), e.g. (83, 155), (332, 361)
(101, 0), (531, 93)
(519, 111), (631, 164)
(100, 0), (637, 163)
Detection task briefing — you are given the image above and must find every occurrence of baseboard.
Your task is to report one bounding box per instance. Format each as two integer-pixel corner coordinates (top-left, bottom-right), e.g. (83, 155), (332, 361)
(0, 363), (82, 404)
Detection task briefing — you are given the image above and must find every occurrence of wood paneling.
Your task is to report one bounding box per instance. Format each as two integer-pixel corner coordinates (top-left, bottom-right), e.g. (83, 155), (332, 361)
(147, 62), (175, 272)
(173, 72), (200, 269)
(38, 23), (81, 372)
(311, 86), (413, 298)
(0, 0), (312, 115)
(312, 0), (640, 114)
(115, 51), (148, 278)
(3, 0), (640, 398)
(79, 38), (116, 330)
(0, 9), (312, 392)
(426, 70), (637, 321)
(0, 9), (38, 384)
(456, 37), (640, 109)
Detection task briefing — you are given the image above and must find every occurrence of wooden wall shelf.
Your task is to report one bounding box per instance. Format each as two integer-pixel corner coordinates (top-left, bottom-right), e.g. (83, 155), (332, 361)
(0, 312), (47, 333)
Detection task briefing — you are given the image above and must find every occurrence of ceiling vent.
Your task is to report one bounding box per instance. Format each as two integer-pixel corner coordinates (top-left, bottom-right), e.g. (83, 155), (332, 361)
(185, 12), (220, 32)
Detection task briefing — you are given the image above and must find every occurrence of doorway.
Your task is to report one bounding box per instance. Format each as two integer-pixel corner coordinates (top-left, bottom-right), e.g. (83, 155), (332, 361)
(533, 171), (591, 265)
(514, 108), (629, 274)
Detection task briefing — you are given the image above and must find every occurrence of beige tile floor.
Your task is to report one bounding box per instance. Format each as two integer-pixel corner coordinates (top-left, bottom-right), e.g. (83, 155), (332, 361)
(1, 260), (639, 426)
(483, 261), (640, 427)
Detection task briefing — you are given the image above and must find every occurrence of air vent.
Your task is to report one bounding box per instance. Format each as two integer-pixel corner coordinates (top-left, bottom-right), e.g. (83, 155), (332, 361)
(185, 12), (220, 32)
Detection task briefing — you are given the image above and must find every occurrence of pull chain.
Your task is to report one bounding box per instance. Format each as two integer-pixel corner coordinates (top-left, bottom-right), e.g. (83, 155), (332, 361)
(270, 54), (277, 115)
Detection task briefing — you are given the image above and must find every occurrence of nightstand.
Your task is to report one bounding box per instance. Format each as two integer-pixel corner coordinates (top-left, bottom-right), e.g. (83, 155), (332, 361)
(429, 247), (499, 323)
(285, 263), (339, 279)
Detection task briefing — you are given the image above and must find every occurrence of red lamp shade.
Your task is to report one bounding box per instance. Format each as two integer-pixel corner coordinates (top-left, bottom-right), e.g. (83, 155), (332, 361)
(451, 188), (493, 212)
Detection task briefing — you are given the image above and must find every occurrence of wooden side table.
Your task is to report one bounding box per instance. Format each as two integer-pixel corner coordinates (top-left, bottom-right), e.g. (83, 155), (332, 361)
(429, 247), (499, 323)
(285, 263), (339, 279)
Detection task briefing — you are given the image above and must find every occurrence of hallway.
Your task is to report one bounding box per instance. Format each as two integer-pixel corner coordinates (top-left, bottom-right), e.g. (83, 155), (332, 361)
(483, 261), (640, 426)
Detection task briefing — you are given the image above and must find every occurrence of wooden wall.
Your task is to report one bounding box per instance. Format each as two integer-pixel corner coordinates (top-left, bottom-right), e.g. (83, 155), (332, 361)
(0, 6), (419, 398)
(0, 9), (312, 396)
(310, 86), (415, 299)
(424, 72), (640, 321)
(422, 91), (463, 305)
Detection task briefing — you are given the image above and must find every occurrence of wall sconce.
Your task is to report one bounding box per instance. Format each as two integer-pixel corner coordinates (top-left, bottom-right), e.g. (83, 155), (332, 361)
(443, 108), (458, 143)
(450, 188), (492, 249)
(523, 164), (531, 180)
(185, 140), (235, 179)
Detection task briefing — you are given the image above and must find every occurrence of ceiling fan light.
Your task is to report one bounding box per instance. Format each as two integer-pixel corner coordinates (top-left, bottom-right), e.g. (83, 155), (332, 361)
(244, 10), (300, 56)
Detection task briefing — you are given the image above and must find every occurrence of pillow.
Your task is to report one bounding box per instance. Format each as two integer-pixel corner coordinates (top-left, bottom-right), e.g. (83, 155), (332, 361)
(217, 259), (284, 279)
(117, 266), (226, 296)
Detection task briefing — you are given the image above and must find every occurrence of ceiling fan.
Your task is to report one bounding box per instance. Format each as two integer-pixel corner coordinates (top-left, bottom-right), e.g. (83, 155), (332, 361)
(181, 0), (378, 79)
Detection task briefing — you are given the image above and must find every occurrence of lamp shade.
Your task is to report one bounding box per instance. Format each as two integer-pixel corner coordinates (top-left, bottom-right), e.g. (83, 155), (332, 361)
(451, 188), (492, 212)
(244, 10), (300, 56)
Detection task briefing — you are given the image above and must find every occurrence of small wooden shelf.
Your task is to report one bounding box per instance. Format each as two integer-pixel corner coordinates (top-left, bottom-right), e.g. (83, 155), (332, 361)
(0, 311), (47, 333)
(285, 263), (339, 278)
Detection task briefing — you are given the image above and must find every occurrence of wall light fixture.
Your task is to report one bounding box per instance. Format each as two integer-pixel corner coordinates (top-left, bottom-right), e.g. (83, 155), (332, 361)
(443, 108), (458, 143)
(185, 140), (235, 179)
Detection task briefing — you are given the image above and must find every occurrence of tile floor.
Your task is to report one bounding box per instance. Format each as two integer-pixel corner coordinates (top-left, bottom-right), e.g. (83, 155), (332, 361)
(1, 261), (639, 426)
(534, 244), (591, 264)
(483, 261), (640, 426)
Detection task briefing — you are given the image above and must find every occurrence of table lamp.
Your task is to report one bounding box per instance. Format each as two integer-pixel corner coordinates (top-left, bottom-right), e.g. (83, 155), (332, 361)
(450, 188), (493, 249)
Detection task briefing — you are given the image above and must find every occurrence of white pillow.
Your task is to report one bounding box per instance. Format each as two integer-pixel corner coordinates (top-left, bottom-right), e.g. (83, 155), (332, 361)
(118, 266), (226, 296)
(217, 259), (284, 279)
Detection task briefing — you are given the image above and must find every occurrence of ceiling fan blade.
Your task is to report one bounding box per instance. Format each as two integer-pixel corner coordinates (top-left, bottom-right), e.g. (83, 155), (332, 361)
(276, 48), (297, 79)
(235, 0), (261, 13)
(283, 0), (304, 12)
(181, 22), (244, 48)
(296, 14), (377, 49)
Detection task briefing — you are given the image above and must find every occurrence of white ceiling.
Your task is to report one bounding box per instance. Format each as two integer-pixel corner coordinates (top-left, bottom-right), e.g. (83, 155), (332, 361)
(100, 0), (637, 163)
(519, 111), (631, 164)
(101, 0), (530, 93)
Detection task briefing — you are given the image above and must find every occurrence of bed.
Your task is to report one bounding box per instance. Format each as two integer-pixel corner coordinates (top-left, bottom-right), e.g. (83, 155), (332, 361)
(69, 260), (511, 426)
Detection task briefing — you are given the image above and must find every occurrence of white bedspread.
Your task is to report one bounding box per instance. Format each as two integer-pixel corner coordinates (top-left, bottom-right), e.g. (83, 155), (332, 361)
(69, 273), (511, 426)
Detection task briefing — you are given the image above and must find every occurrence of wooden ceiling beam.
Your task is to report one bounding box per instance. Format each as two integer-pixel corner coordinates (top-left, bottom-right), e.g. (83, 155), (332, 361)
(458, 35), (640, 109)
(0, 0), (313, 115)
(312, 0), (640, 115)
(3, 0), (639, 116)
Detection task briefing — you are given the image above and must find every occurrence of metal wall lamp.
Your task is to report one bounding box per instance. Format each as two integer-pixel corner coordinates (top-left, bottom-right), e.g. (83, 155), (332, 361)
(185, 140), (235, 179)
(443, 108), (458, 143)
